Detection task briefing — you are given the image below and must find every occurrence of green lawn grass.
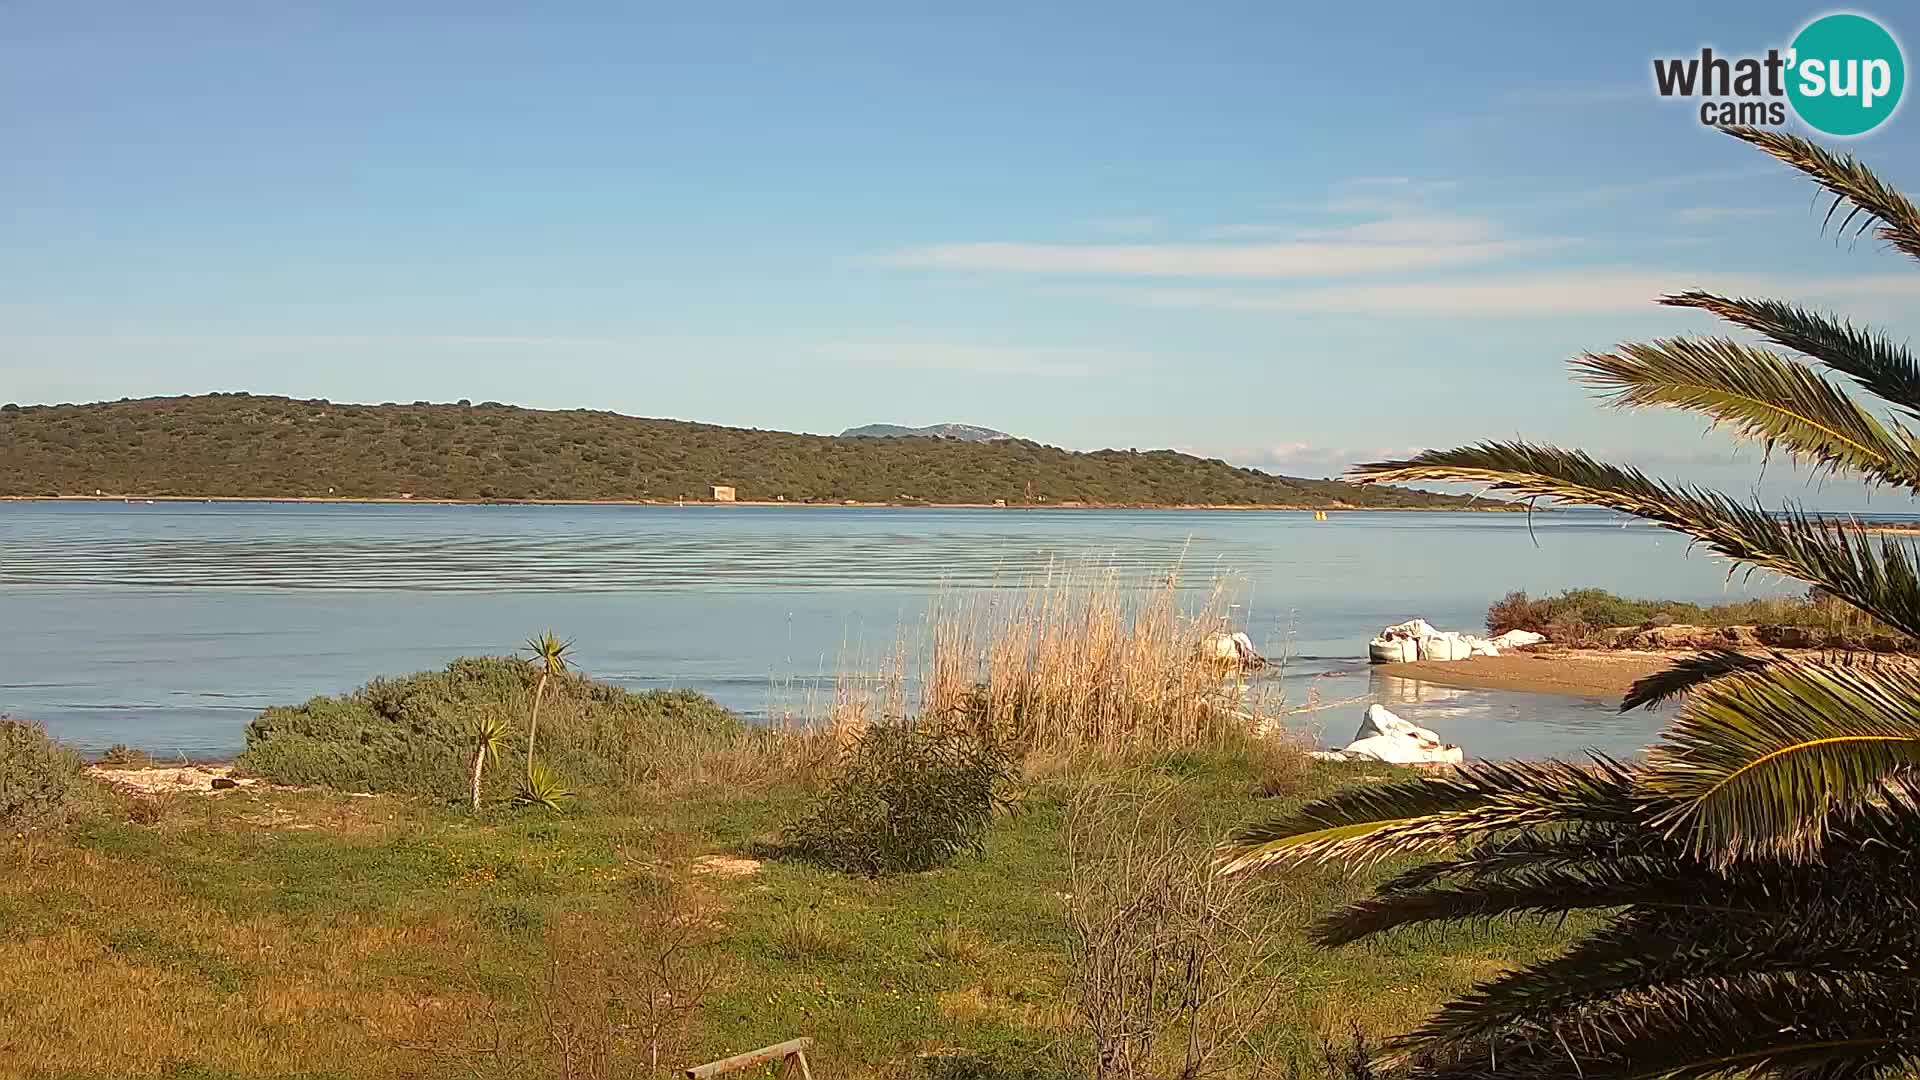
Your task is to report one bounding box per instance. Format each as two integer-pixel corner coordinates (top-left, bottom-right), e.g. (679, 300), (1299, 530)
(1, 746), (1585, 1080)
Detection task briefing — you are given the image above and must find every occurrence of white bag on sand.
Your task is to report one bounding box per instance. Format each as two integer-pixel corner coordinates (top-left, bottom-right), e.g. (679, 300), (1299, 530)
(1380, 618), (1437, 641)
(1419, 632), (1473, 662)
(1310, 704), (1463, 765)
(1353, 703), (1441, 744)
(1370, 618), (1502, 664)
(1368, 637), (1418, 664)
(1489, 629), (1545, 650)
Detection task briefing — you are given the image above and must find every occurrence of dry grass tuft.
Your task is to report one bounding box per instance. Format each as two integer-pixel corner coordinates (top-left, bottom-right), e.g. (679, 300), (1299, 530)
(772, 902), (849, 963)
(922, 917), (990, 966)
(124, 792), (171, 826)
(820, 564), (1283, 757)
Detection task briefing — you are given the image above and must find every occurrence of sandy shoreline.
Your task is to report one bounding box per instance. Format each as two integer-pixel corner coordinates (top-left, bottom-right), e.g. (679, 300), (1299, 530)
(1377, 651), (1678, 700)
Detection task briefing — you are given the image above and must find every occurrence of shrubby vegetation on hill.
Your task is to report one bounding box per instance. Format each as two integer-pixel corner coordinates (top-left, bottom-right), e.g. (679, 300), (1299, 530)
(0, 719), (85, 832)
(0, 393), (1476, 507)
(238, 657), (739, 800)
(1487, 586), (1905, 649)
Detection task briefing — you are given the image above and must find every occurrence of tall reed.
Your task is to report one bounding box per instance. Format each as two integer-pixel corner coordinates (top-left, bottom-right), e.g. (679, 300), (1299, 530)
(820, 563), (1281, 755)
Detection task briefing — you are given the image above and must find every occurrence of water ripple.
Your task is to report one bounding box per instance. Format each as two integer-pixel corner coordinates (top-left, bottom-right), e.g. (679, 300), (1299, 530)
(1, 516), (1224, 592)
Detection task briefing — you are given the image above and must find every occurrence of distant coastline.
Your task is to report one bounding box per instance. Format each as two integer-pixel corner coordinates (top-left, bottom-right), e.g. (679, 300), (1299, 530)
(1, 493), (1524, 512)
(0, 394), (1487, 511)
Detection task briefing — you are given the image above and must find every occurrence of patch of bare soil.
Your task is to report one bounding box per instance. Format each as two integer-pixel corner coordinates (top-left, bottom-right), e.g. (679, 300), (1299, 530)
(689, 854), (762, 878)
(1378, 651), (1674, 699)
(85, 763), (257, 795)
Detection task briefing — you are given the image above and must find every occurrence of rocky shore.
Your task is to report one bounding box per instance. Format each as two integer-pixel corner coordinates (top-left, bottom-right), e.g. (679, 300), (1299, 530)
(1379, 621), (1920, 700)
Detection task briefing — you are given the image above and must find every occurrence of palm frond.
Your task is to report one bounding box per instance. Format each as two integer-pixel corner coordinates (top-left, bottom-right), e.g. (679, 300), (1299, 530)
(1290, 129), (1920, 1080)
(1620, 650), (1773, 712)
(1402, 908), (1919, 1060)
(1641, 658), (1920, 864)
(1724, 125), (1920, 262)
(1371, 825), (1664, 895)
(1574, 338), (1920, 488)
(1400, 970), (1920, 1080)
(1664, 291), (1920, 419)
(1350, 442), (1920, 639)
(1380, 821), (1920, 919)
(1371, 835), (1920, 1062)
(1216, 758), (1638, 875)
(1315, 856), (1752, 947)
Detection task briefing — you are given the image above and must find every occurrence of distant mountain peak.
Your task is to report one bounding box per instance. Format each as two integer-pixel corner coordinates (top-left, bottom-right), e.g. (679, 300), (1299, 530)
(840, 422), (1012, 442)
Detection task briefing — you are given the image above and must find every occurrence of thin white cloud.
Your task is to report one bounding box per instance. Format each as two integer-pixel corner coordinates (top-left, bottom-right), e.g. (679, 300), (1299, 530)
(1202, 439), (1793, 484)
(1204, 214), (1496, 245)
(1674, 206), (1780, 225)
(1605, 444), (1758, 469)
(867, 236), (1551, 279)
(1507, 167), (1779, 213)
(1, 334), (624, 350)
(1200, 223), (1298, 239)
(1291, 178), (1459, 217)
(1204, 442), (1421, 477)
(1304, 215), (1498, 245)
(1199, 438), (1781, 480)
(1081, 215), (1160, 237)
(1499, 85), (1648, 107)
(1338, 177), (1458, 195)
(879, 174), (1524, 279)
(1115, 271), (1920, 316)
(805, 342), (1129, 378)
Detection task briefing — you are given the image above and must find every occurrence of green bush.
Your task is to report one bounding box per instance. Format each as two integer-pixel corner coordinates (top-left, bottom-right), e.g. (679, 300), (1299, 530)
(1485, 590), (1555, 635)
(0, 719), (84, 832)
(780, 723), (1016, 876)
(238, 657), (739, 801)
(1487, 586), (1908, 648)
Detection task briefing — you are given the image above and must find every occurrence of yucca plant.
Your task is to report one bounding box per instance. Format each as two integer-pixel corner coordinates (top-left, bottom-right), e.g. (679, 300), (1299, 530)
(1222, 127), (1920, 1078)
(462, 712), (512, 813)
(512, 758), (575, 812)
(522, 631), (573, 778)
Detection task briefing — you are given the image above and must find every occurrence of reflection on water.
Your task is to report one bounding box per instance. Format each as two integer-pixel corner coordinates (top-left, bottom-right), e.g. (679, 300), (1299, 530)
(1255, 664), (1669, 762)
(1365, 671), (1671, 759)
(0, 503), (1217, 591)
(2, 501), (1774, 757)
(1373, 673), (1489, 711)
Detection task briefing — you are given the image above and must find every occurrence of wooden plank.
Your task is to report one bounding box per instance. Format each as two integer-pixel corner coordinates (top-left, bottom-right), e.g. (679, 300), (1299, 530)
(686, 1038), (814, 1080)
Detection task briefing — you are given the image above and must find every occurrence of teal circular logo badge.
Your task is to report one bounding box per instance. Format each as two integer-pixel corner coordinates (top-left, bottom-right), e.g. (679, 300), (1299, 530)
(1787, 13), (1905, 136)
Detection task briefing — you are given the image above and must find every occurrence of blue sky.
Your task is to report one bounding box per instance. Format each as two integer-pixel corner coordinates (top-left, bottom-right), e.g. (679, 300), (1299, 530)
(4, 2), (1918, 507)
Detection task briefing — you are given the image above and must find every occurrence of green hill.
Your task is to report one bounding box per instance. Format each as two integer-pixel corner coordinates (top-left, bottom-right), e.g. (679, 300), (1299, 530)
(0, 394), (1479, 508)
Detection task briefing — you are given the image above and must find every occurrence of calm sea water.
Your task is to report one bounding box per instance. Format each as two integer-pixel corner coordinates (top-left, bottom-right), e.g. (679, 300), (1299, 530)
(0, 501), (1815, 759)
